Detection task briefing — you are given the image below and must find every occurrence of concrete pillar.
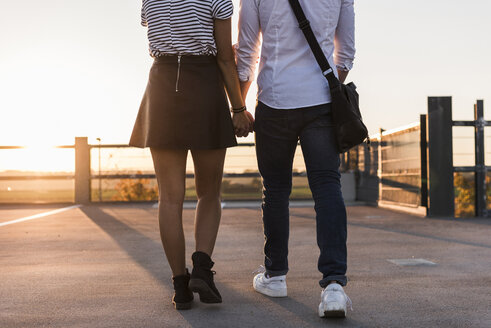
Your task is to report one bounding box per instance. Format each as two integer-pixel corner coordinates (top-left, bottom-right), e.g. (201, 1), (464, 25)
(427, 97), (454, 217)
(75, 137), (91, 204)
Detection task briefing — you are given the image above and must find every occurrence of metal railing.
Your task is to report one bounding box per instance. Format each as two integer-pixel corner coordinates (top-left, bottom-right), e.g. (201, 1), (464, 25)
(351, 97), (489, 217)
(354, 121), (425, 208)
(379, 122), (423, 207)
(452, 100), (490, 217)
(0, 141), (314, 204)
(2, 97), (488, 216)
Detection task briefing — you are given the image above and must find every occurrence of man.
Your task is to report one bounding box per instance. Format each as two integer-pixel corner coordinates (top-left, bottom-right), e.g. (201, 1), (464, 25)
(236, 0), (355, 318)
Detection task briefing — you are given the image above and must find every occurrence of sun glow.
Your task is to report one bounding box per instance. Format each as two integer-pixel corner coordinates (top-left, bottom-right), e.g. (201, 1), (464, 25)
(1, 145), (74, 173)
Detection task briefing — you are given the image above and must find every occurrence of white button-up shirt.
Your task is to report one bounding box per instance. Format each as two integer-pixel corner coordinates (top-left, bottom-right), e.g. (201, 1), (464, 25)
(236, 0), (355, 109)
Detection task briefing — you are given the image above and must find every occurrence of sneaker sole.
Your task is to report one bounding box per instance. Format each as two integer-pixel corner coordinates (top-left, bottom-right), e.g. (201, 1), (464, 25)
(189, 278), (222, 303)
(321, 309), (346, 318)
(253, 284), (287, 298)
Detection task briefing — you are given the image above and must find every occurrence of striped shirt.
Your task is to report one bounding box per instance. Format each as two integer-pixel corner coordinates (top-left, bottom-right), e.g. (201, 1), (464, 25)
(141, 0), (234, 57)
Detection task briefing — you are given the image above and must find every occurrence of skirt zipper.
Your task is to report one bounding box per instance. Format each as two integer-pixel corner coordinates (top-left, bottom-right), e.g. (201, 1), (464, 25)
(175, 55), (181, 92)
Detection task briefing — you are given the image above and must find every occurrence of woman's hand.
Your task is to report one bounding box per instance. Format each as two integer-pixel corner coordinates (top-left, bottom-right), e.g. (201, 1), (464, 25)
(233, 111), (254, 137)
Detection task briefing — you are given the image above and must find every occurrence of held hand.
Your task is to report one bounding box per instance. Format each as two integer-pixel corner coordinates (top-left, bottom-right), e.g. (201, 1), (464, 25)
(233, 111), (252, 137)
(244, 110), (255, 132)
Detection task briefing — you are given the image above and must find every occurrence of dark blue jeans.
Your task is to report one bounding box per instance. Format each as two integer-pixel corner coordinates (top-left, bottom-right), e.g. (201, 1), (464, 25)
(254, 101), (347, 287)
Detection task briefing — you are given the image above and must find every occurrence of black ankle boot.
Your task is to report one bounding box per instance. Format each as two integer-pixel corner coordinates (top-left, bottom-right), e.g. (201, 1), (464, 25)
(172, 269), (194, 310)
(189, 251), (222, 303)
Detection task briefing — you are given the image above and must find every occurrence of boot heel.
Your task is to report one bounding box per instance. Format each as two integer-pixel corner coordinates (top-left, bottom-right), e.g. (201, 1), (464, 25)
(172, 269), (194, 310)
(189, 278), (222, 303)
(190, 251), (223, 304)
(173, 300), (193, 310)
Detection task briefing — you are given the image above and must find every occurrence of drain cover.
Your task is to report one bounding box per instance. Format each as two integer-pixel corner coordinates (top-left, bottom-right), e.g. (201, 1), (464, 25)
(387, 258), (437, 266)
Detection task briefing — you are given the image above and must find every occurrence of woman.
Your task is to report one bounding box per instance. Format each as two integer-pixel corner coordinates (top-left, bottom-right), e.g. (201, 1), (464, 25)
(129, 0), (253, 310)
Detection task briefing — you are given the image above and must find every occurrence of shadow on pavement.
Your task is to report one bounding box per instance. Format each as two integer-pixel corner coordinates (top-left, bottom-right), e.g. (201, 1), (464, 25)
(80, 205), (173, 285)
(347, 221), (491, 249)
(268, 295), (363, 327)
(291, 212), (491, 249)
(80, 205), (336, 328)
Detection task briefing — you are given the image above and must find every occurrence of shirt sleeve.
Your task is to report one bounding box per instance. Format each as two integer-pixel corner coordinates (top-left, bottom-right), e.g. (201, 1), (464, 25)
(141, 5), (148, 27)
(236, 0), (261, 82)
(334, 0), (355, 71)
(211, 0), (234, 20)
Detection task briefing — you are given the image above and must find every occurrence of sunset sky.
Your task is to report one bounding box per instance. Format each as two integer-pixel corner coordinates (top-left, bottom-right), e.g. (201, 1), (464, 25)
(1, 0), (490, 148)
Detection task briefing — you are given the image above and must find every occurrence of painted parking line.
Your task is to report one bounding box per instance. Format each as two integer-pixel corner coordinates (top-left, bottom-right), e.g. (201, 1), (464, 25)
(388, 258), (437, 266)
(0, 205), (81, 227)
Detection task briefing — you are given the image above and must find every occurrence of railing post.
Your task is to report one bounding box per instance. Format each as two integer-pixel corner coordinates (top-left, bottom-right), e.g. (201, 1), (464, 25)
(420, 114), (428, 211)
(378, 128), (384, 203)
(427, 97), (454, 217)
(75, 137), (91, 204)
(474, 100), (487, 217)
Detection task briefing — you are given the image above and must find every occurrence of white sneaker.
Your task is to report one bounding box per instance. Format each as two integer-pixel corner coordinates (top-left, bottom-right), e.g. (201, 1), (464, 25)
(253, 272), (287, 297)
(318, 283), (352, 318)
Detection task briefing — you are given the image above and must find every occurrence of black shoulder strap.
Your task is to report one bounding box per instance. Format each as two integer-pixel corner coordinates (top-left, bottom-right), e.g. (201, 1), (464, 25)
(287, 0), (340, 89)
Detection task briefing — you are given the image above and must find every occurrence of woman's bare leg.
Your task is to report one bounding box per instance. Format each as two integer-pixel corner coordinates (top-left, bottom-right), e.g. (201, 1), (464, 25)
(191, 148), (226, 256)
(150, 148), (188, 277)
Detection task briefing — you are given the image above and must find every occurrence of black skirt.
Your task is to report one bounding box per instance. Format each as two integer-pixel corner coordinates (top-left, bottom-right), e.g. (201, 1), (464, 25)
(129, 55), (237, 149)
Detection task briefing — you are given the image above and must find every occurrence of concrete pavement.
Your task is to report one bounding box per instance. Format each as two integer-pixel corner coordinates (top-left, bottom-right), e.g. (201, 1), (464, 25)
(0, 204), (490, 327)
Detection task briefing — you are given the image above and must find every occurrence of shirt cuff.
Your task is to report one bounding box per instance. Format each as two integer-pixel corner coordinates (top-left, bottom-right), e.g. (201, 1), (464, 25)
(238, 71), (253, 82)
(335, 60), (353, 72)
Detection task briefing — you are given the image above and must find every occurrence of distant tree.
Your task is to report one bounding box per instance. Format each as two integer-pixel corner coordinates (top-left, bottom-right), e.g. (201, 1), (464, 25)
(112, 172), (158, 201)
(454, 173), (474, 217)
(221, 178), (262, 194)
